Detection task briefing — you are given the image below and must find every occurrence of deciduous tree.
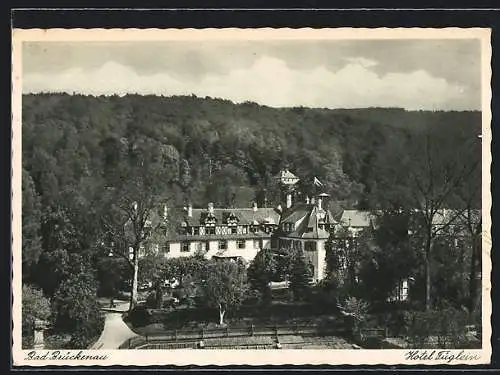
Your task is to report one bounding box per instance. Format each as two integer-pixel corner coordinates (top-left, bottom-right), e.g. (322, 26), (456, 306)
(99, 135), (180, 311)
(200, 259), (248, 325)
(396, 127), (480, 310)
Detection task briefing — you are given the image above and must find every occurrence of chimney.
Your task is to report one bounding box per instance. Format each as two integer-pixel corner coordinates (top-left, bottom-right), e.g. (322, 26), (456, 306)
(208, 202), (214, 215)
(286, 193), (292, 209)
(253, 202), (258, 212)
(188, 203), (193, 218)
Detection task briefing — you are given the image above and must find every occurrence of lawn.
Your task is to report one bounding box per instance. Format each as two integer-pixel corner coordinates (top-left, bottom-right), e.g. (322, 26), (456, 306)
(127, 298), (346, 337)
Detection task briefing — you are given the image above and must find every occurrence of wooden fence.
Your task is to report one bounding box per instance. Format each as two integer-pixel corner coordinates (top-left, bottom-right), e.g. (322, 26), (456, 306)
(119, 323), (380, 349)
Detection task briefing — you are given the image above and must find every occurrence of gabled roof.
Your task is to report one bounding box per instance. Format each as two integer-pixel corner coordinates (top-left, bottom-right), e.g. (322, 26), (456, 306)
(276, 169), (300, 185)
(339, 210), (374, 228)
(280, 203), (335, 240)
(337, 208), (482, 229)
(280, 204), (310, 224)
(184, 207), (281, 227)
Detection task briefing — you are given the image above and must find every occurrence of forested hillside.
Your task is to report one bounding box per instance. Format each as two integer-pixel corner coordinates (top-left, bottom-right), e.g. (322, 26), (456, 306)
(22, 93), (481, 212)
(20, 93), (482, 348)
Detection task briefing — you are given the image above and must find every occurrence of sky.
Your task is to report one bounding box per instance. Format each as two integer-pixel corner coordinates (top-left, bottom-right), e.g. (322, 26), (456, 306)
(22, 39), (481, 110)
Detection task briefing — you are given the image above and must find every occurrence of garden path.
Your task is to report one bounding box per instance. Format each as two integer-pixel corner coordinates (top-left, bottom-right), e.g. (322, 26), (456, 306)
(90, 301), (138, 349)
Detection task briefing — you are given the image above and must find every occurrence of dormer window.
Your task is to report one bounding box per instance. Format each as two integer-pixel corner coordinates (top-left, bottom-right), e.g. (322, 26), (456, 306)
(223, 212), (239, 226)
(201, 211), (217, 226)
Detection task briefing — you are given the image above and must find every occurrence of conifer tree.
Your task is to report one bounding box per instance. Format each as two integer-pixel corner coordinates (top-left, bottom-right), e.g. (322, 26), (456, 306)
(289, 249), (313, 300)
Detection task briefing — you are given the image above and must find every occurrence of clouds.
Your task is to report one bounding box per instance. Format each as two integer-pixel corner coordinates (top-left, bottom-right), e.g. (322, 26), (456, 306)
(22, 40), (480, 110)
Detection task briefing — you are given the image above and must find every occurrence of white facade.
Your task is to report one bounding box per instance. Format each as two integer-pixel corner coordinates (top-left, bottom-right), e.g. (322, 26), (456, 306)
(163, 238), (272, 263)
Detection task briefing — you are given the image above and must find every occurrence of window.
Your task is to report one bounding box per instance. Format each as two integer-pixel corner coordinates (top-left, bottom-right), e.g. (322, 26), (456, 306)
(219, 240), (228, 250)
(181, 242), (190, 252)
(253, 240), (260, 249)
(139, 245), (146, 257)
(307, 227), (314, 233)
(207, 226), (216, 235)
(163, 242), (170, 254)
(400, 279), (409, 301)
(231, 226), (237, 234)
(305, 242), (317, 252)
(193, 227), (199, 235)
(237, 239), (246, 249)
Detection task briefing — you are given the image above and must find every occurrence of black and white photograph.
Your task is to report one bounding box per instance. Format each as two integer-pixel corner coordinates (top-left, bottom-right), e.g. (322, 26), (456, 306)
(12, 27), (492, 366)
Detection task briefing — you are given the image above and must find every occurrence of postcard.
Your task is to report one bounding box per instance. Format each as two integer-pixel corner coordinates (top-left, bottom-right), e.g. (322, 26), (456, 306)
(12, 26), (492, 366)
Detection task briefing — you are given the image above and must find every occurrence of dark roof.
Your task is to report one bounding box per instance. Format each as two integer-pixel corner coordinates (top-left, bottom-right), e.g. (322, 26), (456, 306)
(280, 204), (311, 224)
(280, 203), (335, 240)
(184, 207), (281, 226)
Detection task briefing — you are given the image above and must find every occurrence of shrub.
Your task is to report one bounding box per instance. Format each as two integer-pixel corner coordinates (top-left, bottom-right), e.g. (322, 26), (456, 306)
(311, 278), (340, 307)
(242, 289), (261, 305)
(69, 303), (104, 348)
(337, 296), (371, 338)
(22, 284), (51, 349)
(404, 305), (470, 348)
(51, 268), (104, 349)
(162, 296), (178, 309)
(172, 288), (187, 302)
(338, 297), (370, 323)
(128, 305), (152, 328)
(145, 292), (157, 309)
(44, 334), (72, 349)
